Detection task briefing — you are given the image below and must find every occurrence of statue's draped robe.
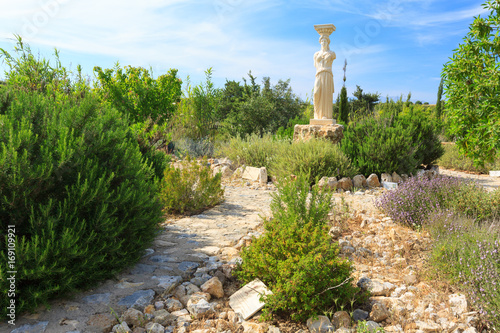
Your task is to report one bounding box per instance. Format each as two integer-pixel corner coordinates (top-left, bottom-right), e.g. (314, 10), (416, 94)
(313, 51), (335, 119)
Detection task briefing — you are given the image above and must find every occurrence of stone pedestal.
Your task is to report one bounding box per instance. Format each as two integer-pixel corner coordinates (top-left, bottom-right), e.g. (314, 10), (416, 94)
(293, 124), (344, 144)
(310, 119), (336, 125)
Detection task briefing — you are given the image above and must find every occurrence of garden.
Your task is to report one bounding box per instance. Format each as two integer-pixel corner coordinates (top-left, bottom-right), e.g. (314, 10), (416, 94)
(0, 1), (499, 331)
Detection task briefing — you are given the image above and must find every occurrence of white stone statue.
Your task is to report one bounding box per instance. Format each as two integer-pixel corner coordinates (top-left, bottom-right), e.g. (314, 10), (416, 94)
(313, 24), (336, 123)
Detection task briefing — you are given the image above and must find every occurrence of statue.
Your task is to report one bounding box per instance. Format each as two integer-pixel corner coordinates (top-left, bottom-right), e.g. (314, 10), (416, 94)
(312, 24), (336, 123)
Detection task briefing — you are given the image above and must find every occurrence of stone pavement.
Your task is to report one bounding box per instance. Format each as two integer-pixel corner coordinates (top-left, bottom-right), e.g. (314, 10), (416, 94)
(1, 185), (273, 333)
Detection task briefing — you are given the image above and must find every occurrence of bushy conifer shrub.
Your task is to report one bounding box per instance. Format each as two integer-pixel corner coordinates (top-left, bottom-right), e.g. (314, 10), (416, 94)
(0, 89), (163, 319)
(236, 175), (367, 321)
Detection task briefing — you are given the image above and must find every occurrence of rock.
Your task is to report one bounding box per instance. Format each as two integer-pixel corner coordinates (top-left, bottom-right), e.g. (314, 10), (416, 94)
(87, 313), (119, 333)
(380, 173), (392, 183)
(367, 174), (381, 188)
(201, 276), (224, 298)
(357, 278), (394, 296)
(318, 176), (338, 191)
(145, 322), (165, 333)
(214, 270), (227, 285)
(363, 321), (382, 332)
(401, 173), (409, 182)
(153, 309), (176, 326)
(353, 175), (368, 188)
(221, 247), (239, 259)
(370, 302), (390, 322)
(449, 293), (468, 316)
(154, 301), (164, 310)
(131, 263), (157, 275)
(227, 310), (240, 324)
(11, 321), (50, 333)
(338, 177), (353, 191)
(268, 325), (281, 333)
(392, 172), (403, 183)
(120, 308), (145, 328)
(403, 274), (418, 285)
(293, 124), (344, 144)
(187, 298), (215, 319)
(112, 322), (131, 333)
(352, 309), (369, 322)
(332, 311), (351, 329)
(463, 328), (478, 333)
(415, 320), (441, 332)
(306, 315), (335, 332)
(118, 289), (155, 311)
(152, 275), (183, 292)
(242, 166), (268, 184)
(178, 261), (200, 274)
(213, 165), (233, 178)
(82, 293), (111, 305)
(171, 309), (192, 323)
(242, 322), (268, 332)
(328, 226), (342, 239)
(165, 298), (183, 312)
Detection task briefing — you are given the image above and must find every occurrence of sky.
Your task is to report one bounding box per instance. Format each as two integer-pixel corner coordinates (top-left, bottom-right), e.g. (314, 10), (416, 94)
(0, 0), (489, 104)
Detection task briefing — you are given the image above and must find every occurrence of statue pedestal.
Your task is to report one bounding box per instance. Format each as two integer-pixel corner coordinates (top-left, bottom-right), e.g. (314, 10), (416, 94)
(310, 119), (336, 125)
(293, 124), (344, 144)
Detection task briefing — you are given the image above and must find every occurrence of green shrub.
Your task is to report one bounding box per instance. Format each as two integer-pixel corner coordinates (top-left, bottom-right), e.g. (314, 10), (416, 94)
(218, 133), (288, 171)
(93, 64), (182, 124)
(271, 139), (358, 185)
(0, 90), (163, 319)
(236, 175), (367, 321)
(130, 118), (172, 180)
(341, 112), (443, 176)
(159, 157), (224, 215)
(437, 143), (500, 174)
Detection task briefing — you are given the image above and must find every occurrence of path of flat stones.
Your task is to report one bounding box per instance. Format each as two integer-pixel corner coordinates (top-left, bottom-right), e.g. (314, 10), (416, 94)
(1, 185), (273, 333)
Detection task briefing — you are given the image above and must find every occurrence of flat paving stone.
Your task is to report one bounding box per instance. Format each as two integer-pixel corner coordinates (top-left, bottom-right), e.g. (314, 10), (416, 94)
(178, 261), (200, 273)
(81, 293), (111, 305)
(149, 255), (177, 263)
(118, 289), (155, 310)
(10, 321), (49, 333)
(130, 263), (157, 275)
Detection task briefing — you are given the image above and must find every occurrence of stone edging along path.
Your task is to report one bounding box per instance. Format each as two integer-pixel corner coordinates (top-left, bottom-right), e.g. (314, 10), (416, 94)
(2, 167), (498, 333)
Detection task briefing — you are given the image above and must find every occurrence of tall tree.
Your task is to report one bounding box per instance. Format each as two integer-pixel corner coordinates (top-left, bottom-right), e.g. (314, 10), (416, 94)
(435, 78), (444, 119)
(339, 59), (349, 123)
(442, 0), (500, 165)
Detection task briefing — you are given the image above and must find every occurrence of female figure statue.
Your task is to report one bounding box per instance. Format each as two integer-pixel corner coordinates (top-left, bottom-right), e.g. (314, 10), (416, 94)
(313, 35), (336, 119)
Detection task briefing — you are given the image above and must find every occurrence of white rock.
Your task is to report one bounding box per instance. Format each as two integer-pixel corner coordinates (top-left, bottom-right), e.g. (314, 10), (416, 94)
(242, 166), (267, 184)
(306, 315), (334, 332)
(448, 293), (468, 316)
(187, 299), (215, 319)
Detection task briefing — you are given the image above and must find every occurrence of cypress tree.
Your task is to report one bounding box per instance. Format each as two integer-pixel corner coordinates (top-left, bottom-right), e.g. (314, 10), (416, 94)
(339, 59), (349, 124)
(435, 78), (444, 119)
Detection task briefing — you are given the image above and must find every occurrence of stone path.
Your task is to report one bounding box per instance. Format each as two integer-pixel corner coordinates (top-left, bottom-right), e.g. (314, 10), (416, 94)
(438, 167), (500, 191)
(1, 185), (273, 333)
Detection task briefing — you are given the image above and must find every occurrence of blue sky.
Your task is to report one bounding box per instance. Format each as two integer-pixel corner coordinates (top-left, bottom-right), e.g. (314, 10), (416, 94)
(0, 0), (488, 103)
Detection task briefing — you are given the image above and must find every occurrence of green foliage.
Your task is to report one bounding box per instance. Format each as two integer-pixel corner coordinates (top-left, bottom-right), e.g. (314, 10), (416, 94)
(218, 133), (289, 172)
(236, 175), (366, 321)
(438, 143), (500, 174)
(0, 35), (89, 100)
(129, 118), (172, 180)
(0, 90), (162, 319)
(221, 75), (305, 137)
(339, 86), (348, 124)
(172, 137), (215, 159)
(356, 321), (386, 332)
(435, 78), (444, 119)
(93, 63), (182, 124)
(441, 0), (500, 165)
(270, 139), (358, 185)
(427, 211), (500, 330)
(350, 85), (380, 120)
(341, 107), (443, 175)
(274, 115), (310, 140)
(159, 157), (224, 215)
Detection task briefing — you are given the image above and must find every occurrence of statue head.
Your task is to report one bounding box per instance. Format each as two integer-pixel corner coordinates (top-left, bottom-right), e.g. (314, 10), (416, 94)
(319, 35), (330, 49)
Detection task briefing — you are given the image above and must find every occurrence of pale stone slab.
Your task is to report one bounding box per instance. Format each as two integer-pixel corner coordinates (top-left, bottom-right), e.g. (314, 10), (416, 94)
(229, 279), (272, 320)
(241, 166), (267, 184)
(490, 170), (500, 177)
(381, 181), (398, 190)
(310, 119), (336, 125)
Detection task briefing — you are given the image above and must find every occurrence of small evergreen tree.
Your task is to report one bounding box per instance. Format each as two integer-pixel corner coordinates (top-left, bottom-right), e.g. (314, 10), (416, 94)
(339, 59), (349, 123)
(435, 78), (444, 119)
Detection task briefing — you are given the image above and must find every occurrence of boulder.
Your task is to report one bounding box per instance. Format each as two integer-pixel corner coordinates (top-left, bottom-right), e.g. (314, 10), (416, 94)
(392, 172), (403, 183)
(317, 176), (338, 191)
(370, 302), (390, 322)
(306, 315), (335, 332)
(332, 311), (351, 329)
(200, 277), (224, 298)
(380, 173), (392, 183)
(338, 177), (353, 191)
(366, 174), (381, 188)
(352, 175), (368, 188)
